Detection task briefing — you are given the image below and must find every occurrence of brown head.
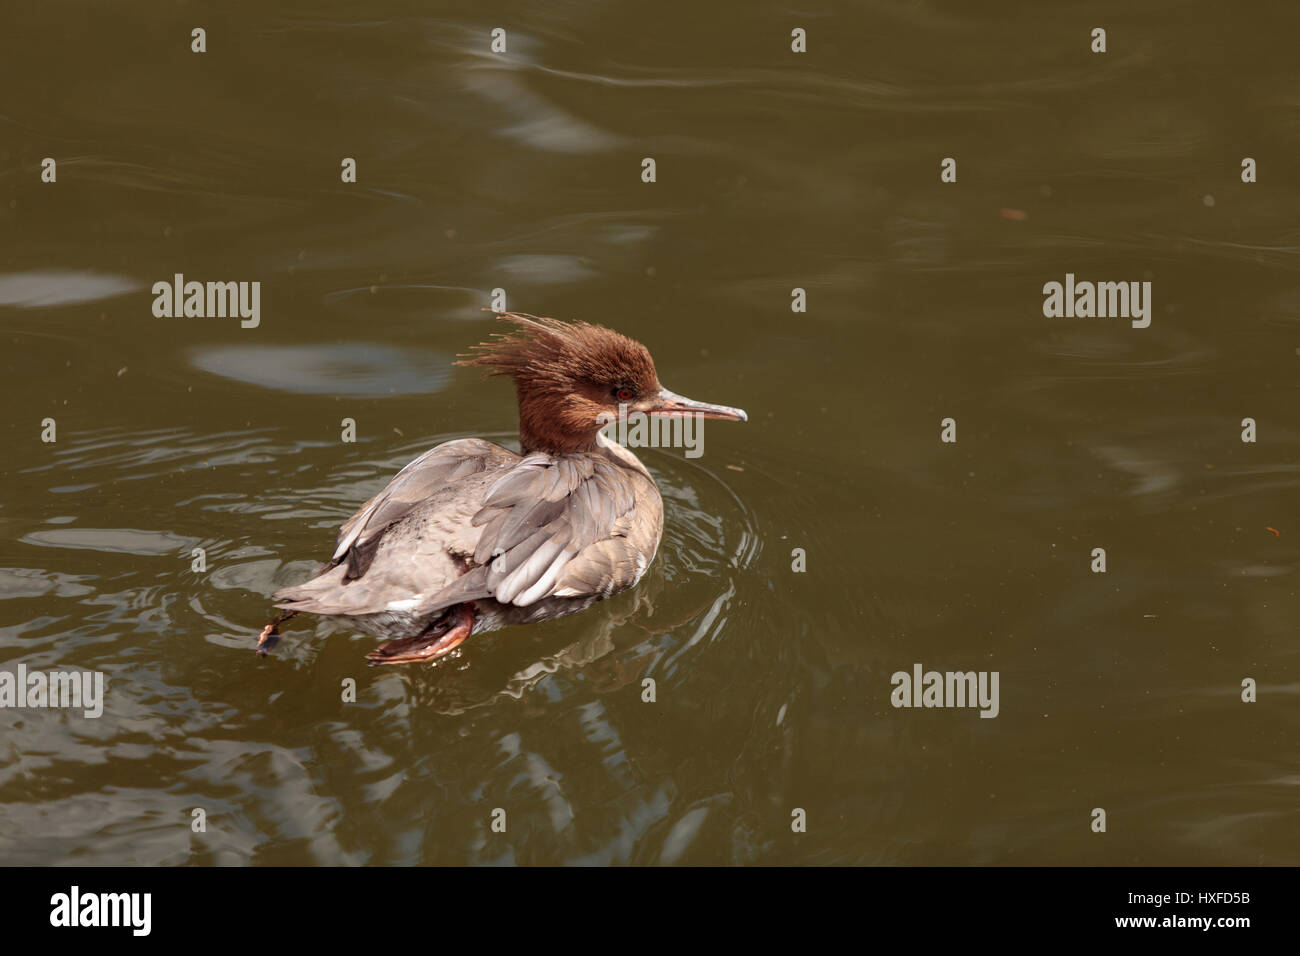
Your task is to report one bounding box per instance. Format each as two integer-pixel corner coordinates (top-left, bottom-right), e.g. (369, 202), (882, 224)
(458, 313), (746, 455)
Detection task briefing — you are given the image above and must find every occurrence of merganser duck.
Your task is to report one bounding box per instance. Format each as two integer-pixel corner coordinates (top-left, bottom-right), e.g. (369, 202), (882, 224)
(258, 313), (747, 665)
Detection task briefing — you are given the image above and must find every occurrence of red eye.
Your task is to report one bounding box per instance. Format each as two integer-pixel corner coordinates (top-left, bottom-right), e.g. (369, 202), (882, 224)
(615, 387), (634, 401)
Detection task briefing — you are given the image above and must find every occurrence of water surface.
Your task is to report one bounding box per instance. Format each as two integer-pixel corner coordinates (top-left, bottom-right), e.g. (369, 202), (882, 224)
(1, 1), (1297, 865)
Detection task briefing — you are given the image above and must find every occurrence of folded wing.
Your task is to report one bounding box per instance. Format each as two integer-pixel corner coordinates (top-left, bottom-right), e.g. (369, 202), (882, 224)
(416, 451), (646, 613)
(274, 442), (655, 619)
(332, 438), (515, 580)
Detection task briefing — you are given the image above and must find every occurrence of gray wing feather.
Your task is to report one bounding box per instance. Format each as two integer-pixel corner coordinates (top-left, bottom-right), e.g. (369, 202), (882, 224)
(417, 454), (646, 614)
(331, 438), (510, 565)
(277, 442), (654, 619)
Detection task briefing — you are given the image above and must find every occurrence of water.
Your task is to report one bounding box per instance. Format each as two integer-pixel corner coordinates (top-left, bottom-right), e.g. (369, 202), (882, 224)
(1, 1), (1297, 864)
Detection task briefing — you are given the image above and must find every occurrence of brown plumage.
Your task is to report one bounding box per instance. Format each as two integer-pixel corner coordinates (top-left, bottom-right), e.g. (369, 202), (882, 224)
(259, 313), (747, 665)
(461, 315), (662, 455)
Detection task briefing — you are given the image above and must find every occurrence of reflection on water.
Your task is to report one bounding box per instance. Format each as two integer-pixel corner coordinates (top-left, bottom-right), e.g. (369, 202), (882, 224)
(190, 343), (455, 395)
(0, 271), (141, 309)
(0, 425), (763, 864)
(1, 0), (1298, 865)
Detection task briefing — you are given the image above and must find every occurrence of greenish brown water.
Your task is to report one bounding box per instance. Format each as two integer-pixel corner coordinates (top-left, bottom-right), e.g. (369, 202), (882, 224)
(1, 1), (1298, 865)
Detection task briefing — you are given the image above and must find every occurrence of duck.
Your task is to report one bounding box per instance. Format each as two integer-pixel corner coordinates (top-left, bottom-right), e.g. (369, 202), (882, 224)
(257, 313), (747, 665)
